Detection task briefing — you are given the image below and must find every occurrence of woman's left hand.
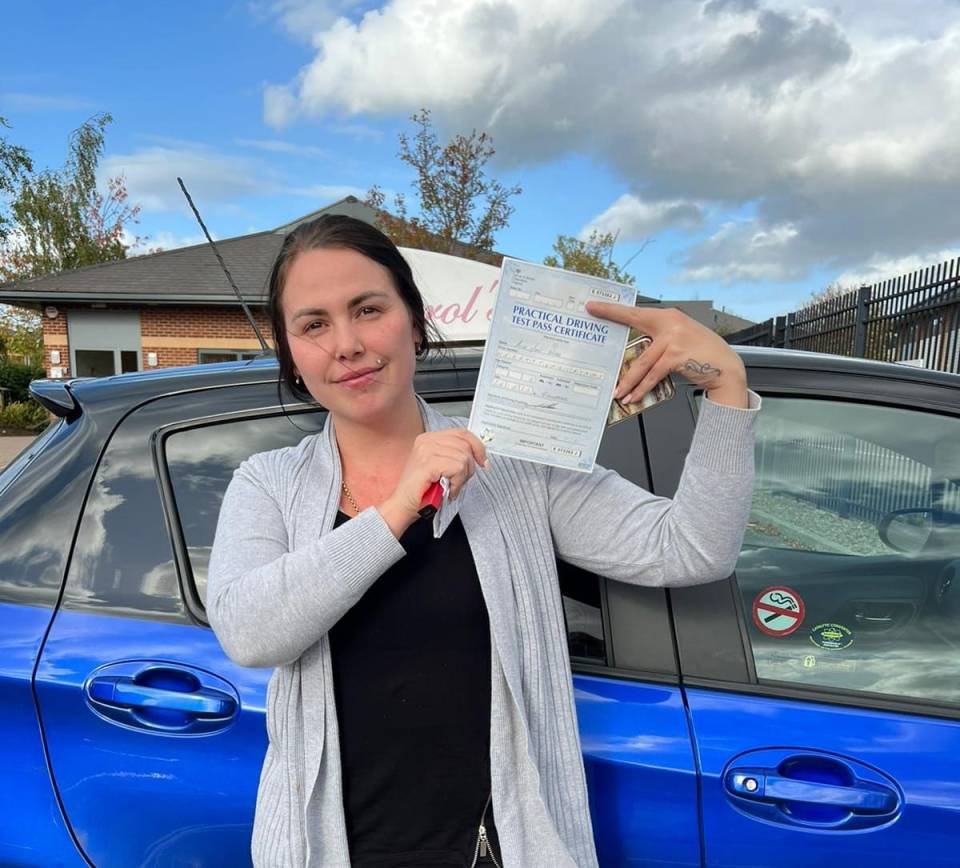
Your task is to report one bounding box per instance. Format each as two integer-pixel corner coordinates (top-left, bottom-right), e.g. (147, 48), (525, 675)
(585, 302), (749, 409)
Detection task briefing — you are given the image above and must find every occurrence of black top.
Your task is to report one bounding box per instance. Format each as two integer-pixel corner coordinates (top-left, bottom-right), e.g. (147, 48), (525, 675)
(329, 511), (499, 867)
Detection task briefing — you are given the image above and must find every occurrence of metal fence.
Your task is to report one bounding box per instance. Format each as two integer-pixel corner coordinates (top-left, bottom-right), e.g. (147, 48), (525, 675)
(727, 255), (960, 374)
(758, 424), (958, 529)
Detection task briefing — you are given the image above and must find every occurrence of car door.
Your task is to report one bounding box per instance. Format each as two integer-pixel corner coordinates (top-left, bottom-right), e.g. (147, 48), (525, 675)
(162, 387), (702, 867)
(33, 381), (323, 866)
(429, 392), (703, 866)
(30, 370), (692, 866)
(568, 415), (701, 868)
(0, 418), (92, 867)
(649, 364), (960, 867)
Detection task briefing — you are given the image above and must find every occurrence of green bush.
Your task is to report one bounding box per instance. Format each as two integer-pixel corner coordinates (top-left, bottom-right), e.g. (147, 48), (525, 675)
(0, 400), (50, 432)
(0, 361), (45, 403)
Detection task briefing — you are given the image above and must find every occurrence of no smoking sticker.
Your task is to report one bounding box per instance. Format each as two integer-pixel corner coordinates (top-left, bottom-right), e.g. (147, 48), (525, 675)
(752, 586), (805, 637)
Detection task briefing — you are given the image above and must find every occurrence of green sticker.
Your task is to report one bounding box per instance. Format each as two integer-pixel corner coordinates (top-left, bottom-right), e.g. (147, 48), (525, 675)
(809, 623), (853, 650)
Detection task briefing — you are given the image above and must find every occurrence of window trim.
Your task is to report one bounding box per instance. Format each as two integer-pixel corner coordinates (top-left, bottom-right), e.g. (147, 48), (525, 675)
(667, 371), (960, 722)
(156, 404), (330, 626)
(156, 395), (641, 676)
(198, 349), (261, 364)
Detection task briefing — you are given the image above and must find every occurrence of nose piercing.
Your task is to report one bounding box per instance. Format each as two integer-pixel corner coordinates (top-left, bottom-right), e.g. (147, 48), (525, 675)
(376, 357), (384, 366)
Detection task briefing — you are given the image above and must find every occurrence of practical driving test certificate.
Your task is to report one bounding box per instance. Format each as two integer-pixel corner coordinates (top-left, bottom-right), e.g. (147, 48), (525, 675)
(468, 258), (637, 472)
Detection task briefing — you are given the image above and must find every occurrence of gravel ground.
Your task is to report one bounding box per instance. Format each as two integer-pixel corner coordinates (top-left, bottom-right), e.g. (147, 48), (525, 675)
(747, 489), (890, 556)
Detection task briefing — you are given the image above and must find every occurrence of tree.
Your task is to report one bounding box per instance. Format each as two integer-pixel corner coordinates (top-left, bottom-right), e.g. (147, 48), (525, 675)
(801, 280), (855, 309)
(366, 109), (521, 256)
(0, 116), (34, 242)
(0, 305), (42, 366)
(0, 113), (142, 282)
(544, 230), (636, 285)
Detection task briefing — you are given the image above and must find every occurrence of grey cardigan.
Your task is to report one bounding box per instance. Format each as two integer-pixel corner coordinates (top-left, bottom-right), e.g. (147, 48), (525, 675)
(207, 391), (760, 867)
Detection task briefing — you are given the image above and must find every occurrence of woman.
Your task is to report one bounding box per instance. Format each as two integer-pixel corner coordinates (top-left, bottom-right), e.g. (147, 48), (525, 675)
(208, 215), (760, 868)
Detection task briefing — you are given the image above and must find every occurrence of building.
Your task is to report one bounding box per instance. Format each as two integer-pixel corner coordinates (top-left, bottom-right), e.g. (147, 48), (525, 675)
(0, 197), (750, 378)
(0, 199), (391, 378)
(663, 299), (754, 336)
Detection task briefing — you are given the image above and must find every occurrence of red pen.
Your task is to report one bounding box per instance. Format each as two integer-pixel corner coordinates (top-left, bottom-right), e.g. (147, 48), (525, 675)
(418, 481), (444, 519)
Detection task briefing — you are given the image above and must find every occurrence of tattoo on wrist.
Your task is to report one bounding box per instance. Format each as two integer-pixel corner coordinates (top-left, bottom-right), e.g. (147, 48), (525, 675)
(682, 359), (722, 380)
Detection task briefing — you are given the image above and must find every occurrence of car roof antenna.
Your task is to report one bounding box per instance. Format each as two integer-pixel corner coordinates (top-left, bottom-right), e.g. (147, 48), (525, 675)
(177, 176), (270, 353)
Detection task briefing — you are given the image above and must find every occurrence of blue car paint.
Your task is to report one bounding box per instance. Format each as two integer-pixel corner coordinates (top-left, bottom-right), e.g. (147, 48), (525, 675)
(686, 687), (960, 867)
(34, 610), (269, 867)
(32, 601), (703, 866)
(575, 674), (700, 867)
(0, 603), (85, 867)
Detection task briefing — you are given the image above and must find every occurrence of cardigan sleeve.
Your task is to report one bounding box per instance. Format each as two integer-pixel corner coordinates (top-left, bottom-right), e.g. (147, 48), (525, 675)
(206, 456), (406, 668)
(546, 390), (761, 587)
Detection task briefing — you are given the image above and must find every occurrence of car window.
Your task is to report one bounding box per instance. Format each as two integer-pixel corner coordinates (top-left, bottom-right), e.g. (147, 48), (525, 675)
(65, 404), (198, 619)
(430, 401), (608, 663)
(0, 419), (60, 498)
(164, 400), (609, 665)
(164, 410), (328, 605)
(735, 396), (960, 705)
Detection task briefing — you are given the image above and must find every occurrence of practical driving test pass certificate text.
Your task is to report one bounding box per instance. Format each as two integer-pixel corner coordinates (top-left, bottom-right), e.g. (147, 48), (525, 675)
(468, 258), (637, 472)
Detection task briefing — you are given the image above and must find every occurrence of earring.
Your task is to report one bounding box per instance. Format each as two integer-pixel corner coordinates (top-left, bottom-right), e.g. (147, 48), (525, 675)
(294, 374), (303, 388)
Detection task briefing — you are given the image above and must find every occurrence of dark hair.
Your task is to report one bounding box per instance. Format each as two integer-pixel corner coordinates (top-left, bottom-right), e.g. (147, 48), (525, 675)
(267, 214), (441, 402)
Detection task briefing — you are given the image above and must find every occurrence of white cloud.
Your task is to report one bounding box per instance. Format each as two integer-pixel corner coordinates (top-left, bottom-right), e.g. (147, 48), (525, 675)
(283, 183), (366, 200)
(263, 83), (300, 129)
(101, 141), (360, 219)
(327, 122), (383, 140)
(261, 0), (960, 284)
(100, 145), (265, 213)
(585, 195), (704, 240)
(0, 92), (96, 112)
(677, 220), (803, 283)
(251, 0), (381, 43)
(235, 138), (329, 158)
(834, 249), (960, 289)
(678, 220), (807, 283)
(127, 231), (209, 255)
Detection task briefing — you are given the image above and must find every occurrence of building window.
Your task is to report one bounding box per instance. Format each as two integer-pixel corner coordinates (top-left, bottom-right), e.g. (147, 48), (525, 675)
(198, 350), (261, 364)
(75, 349), (117, 378)
(121, 351), (139, 373)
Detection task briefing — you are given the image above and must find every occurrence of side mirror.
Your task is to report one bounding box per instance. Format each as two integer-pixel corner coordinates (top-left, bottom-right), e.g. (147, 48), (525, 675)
(879, 508), (960, 555)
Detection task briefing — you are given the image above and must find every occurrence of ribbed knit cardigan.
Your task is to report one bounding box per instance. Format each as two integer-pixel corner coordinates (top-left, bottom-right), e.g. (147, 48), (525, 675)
(207, 390), (760, 867)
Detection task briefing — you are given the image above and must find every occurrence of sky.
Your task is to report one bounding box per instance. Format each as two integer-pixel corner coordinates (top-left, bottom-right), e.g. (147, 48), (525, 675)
(3, 0), (960, 324)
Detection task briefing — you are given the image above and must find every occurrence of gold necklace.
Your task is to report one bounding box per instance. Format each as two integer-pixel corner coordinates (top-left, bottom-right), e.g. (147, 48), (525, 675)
(341, 479), (361, 515)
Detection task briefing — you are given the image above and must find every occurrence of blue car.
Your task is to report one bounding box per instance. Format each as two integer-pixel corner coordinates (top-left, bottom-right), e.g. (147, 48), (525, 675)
(2, 347), (959, 866)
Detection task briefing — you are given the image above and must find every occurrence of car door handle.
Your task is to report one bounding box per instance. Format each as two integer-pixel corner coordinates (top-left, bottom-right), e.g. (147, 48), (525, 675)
(726, 768), (897, 813)
(88, 675), (236, 717)
(854, 612), (893, 624)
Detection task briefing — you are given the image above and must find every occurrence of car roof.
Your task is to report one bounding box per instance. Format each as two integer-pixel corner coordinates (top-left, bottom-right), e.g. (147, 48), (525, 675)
(31, 344), (959, 419)
(735, 344), (960, 384)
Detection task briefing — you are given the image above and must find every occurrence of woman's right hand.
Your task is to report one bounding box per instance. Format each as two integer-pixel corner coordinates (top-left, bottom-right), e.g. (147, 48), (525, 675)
(379, 429), (489, 537)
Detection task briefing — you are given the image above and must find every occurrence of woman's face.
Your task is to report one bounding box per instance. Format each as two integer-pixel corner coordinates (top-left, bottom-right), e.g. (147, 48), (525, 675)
(282, 246), (420, 425)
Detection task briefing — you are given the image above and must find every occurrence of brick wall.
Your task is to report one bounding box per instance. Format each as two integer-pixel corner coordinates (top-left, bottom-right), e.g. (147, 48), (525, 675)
(42, 309), (71, 377)
(38, 303), (274, 377)
(140, 305), (272, 370)
(141, 306), (272, 339)
(141, 347), (200, 368)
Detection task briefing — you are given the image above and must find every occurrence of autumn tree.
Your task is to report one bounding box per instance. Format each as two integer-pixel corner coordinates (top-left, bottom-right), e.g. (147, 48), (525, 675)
(0, 116), (33, 242)
(0, 306), (42, 366)
(801, 280), (855, 309)
(0, 113), (142, 282)
(544, 230), (636, 285)
(366, 109), (521, 256)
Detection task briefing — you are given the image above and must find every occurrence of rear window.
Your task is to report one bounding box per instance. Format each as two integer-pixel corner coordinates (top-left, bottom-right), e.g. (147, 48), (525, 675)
(163, 402), (611, 665)
(165, 411), (328, 605)
(0, 420), (61, 498)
